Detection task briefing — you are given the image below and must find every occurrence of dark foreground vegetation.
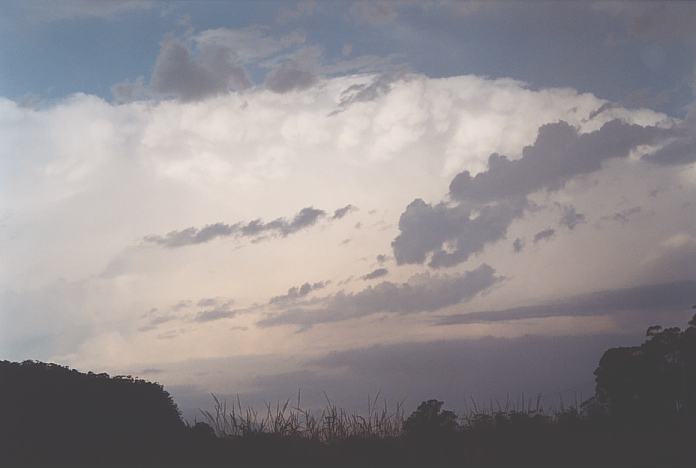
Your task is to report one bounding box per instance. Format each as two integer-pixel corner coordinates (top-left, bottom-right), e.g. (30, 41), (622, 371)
(2, 314), (696, 467)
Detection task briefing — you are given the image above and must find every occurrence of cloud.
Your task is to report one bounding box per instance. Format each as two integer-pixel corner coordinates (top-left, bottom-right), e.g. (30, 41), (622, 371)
(449, 120), (669, 203)
(435, 280), (696, 325)
(512, 238), (525, 253)
(643, 112), (696, 165)
(594, 1), (696, 42)
(361, 268), (388, 281)
(265, 61), (318, 93)
(602, 206), (642, 224)
(558, 205), (586, 230)
(332, 204), (357, 220)
(257, 264), (500, 329)
(270, 281), (329, 305)
(139, 309), (180, 332)
(392, 198), (525, 269)
(144, 206), (327, 248)
(636, 234), (696, 284)
(150, 38), (251, 101)
(392, 119), (671, 269)
(194, 307), (238, 323)
(533, 228), (556, 243)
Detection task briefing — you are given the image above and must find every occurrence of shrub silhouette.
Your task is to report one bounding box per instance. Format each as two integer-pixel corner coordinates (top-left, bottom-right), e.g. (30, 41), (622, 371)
(403, 399), (458, 437)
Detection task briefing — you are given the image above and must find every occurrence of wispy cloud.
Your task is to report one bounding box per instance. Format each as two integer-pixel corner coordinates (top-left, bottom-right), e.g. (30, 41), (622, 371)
(144, 206), (336, 248)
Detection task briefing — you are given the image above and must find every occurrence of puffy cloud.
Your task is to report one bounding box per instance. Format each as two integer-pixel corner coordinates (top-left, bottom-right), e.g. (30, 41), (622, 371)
(144, 206), (326, 248)
(392, 198), (525, 268)
(392, 119), (671, 269)
(435, 280), (696, 325)
(2, 71), (683, 382)
(265, 61), (318, 93)
(257, 264), (500, 329)
(361, 267), (388, 281)
(449, 120), (669, 203)
(150, 38), (251, 101)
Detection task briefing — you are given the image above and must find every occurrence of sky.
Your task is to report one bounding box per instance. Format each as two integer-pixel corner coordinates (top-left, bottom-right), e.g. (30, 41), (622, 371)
(1, 0), (696, 419)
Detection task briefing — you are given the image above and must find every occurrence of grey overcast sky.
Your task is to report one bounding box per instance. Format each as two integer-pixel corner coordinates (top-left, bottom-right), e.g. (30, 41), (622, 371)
(1, 0), (695, 418)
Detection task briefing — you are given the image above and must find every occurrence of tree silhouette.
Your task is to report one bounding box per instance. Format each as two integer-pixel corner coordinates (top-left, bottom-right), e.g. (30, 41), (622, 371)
(592, 313), (696, 421)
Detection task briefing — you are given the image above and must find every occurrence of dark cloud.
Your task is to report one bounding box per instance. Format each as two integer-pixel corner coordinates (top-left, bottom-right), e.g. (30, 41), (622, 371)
(391, 198), (525, 269)
(449, 120), (669, 203)
(376, 254), (389, 264)
(435, 280), (696, 325)
(257, 264), (500, 329)
(332, 204), (357, 220)
(533, 228), (556, 243)
(265, 61), (318, 93)
(361, 267), (388, 281)
(392, 119), (669, 269)
(144, 206), (328, 248)
(512, 238), (525, 253)
(558, 205), (586, 230)
(270, 281), (329, 305)
(643, 122), (696, 165)
(150, 39), (251, 101)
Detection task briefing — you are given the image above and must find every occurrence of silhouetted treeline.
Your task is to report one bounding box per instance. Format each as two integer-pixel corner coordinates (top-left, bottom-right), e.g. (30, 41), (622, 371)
(2, 313), (696, 467)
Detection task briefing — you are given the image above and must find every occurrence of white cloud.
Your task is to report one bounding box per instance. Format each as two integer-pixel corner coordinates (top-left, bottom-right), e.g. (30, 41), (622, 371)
(2, 72), (691, 391)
